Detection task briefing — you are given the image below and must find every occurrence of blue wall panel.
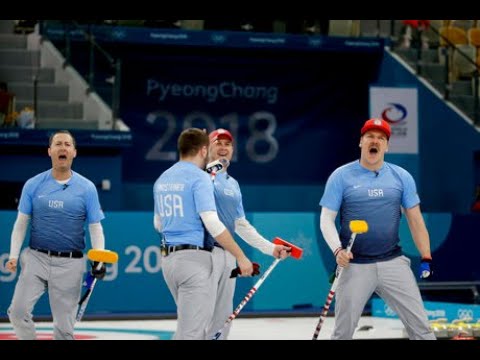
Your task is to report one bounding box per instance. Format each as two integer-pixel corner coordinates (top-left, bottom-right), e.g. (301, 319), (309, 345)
(2, 210), (475, 319)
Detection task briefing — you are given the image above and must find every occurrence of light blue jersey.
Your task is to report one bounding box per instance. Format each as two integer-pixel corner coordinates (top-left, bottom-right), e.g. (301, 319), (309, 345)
(320, 160), (419, 263)
(18, 169), (105, 252)
(153, 161), (217, 247)
(207, 172), (245, 247)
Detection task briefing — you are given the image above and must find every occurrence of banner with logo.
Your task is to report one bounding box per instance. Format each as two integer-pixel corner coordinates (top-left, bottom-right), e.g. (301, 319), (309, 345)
(369, 86), (418, 154)
(42, 22), (385, 53)
(2, 209), (479, 317)
(113, 42), (383, 185)
(372, 298), (480, 322)
(0, 210), (328, 317)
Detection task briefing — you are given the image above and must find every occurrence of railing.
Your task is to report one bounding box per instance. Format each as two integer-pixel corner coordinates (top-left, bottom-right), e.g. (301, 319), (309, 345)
(33, 73), (38, 123)
(427, 25), (480, 125)
(359, 20), (480, 126)
(39, 20), (122, 129)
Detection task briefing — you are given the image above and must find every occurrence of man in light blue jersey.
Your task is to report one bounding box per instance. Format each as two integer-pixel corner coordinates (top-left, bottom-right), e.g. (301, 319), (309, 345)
(319, 118), (435, 340)
(6, 130), (107, 340)
(205, 128), (290, 340)
(153, 128), (254, 340)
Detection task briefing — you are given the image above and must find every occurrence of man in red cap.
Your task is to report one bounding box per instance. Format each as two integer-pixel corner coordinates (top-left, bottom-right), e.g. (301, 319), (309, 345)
(318, 118), (435, 340)
(205, 128), (290, 340)
(209, 128), (234, 143)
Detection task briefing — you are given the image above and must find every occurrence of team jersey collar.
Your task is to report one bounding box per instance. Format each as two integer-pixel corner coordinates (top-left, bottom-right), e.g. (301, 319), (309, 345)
(356, 160), (386, 176)
(49, 169), (75, 182)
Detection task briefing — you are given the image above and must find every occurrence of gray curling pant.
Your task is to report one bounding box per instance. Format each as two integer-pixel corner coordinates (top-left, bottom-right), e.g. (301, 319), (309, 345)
(162, 249), (215, 340)
(207, 247), (237, 340)
(8, 248), (84, 340)
(332, 255), (436, 340)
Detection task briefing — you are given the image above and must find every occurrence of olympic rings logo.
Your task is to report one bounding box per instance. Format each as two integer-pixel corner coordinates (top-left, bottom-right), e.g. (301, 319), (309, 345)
(457, 309), (474, 320)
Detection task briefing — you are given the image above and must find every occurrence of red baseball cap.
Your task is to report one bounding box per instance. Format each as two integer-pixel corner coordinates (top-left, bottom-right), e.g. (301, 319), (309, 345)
(209, 128), (234, 143)
(360, 118), (391, 140)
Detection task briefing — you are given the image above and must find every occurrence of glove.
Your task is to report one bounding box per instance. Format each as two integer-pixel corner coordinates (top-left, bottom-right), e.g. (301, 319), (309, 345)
(230, 262), (260, 278)
(419, 258), (433, 279)
(91, 261), (107, 280)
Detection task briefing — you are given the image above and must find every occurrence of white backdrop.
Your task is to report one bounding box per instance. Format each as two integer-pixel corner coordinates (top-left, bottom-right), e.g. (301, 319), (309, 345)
(370, 86), (418, 154)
